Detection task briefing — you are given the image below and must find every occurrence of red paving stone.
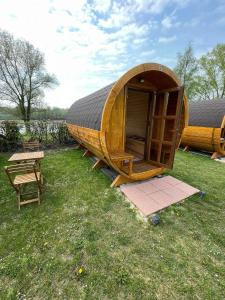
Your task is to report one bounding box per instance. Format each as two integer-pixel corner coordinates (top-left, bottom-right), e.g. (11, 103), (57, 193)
(137, 183), (158, 194)
(120, 175), (199, 216)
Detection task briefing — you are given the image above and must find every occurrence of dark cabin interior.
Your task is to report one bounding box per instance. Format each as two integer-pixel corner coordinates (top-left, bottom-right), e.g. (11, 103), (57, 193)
(124, 71), (183, 171)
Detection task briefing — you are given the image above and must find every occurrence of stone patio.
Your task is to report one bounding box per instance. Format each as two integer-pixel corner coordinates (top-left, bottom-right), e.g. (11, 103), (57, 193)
(120, 175), (199, 216)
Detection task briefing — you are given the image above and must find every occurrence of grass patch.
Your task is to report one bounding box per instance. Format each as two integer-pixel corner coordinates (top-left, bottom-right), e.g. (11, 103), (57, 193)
(0, 149), (225, 299)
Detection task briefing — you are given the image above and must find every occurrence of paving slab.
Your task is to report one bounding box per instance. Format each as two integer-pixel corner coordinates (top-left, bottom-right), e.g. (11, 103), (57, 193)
(120, 175), (199, 217)
(215, 157), (225, 163)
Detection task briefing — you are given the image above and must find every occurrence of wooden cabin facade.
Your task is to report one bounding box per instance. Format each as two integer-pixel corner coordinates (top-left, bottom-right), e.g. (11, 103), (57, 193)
(181, 99), (225, 159)
(66, 63), (188, 187)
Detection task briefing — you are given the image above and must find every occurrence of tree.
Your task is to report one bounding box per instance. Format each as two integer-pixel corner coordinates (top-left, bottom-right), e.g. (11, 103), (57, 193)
(31, 106), (68, 120)
(0, 30), (58, 123)
(174, 43), (225, 101)
(195, 44), (225, 100)
(174, 44), (198, 100)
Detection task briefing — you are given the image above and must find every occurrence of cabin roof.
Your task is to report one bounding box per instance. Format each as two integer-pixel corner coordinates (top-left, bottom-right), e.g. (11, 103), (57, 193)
(189, 98), (225, 128)
(66, 83), (115, 130)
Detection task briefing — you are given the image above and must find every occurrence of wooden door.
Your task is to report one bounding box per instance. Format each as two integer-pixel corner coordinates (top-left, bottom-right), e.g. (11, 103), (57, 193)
(145, 86), (184, 168)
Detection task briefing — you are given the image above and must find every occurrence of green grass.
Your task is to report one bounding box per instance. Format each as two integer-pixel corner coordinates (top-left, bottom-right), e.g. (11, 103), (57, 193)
(0, 149), (225, 299)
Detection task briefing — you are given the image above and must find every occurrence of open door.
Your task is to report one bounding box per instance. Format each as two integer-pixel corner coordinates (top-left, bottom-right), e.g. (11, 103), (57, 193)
(145, 86), (184, 168)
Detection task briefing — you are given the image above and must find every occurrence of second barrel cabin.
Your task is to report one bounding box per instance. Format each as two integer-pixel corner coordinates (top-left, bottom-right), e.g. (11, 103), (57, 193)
(181, 99), (225, 159)
(66, 63), (188, 187)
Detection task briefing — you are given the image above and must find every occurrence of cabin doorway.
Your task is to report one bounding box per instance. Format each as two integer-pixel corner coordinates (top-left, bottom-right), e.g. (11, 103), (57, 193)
(125, 86), (184, 173)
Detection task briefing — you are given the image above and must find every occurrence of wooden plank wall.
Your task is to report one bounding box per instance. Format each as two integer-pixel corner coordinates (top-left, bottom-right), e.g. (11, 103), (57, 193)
(67, 124), (104, 159)
(126, 89), (149, 138)
(182, 126), (224, 154)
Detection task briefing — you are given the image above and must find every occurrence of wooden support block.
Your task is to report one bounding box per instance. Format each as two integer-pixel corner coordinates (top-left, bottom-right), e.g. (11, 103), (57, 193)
(111, 174), (134, 188)
(78, 144), (85, 150)
(73, 144), (80, 150)
(211, 152), (221, 159)
(183, 145), (189, 152)
(92, 159), (105, 170)
(83, 149), (93, 157)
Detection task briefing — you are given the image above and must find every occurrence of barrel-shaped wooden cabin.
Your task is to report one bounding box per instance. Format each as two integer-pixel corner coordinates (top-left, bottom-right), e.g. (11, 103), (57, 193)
(67, 63), (188, 187)
(181, 99), (225, 159)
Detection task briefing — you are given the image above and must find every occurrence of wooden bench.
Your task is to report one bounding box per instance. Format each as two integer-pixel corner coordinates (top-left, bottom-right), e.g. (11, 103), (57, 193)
(110, 151), (134, 176)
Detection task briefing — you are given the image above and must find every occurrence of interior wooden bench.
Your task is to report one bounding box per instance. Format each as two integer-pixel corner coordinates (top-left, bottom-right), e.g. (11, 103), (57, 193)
(126, 136), (145, 159)
(110, 151), (134, 176)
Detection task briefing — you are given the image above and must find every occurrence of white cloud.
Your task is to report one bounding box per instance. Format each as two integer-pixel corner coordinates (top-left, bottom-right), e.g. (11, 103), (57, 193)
(134, 0), (190, 14)
(158, 35), (177, 43)
(98, 2), (133, 29)
(132, 37), (148, 45)
(161, 13), (181, 29)
(140, 49), (156, 57)
(0, 0), (188, 108)
(92, 0), (111, 13)
(161, 16), (173, 28)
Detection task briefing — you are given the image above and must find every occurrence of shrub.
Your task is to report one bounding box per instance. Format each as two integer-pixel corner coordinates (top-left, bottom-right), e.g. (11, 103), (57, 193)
(0, 121), (21, 152)
(0, 121), (74, 152)
(49, 122), (73, 145)
(29, 121), (49, 144)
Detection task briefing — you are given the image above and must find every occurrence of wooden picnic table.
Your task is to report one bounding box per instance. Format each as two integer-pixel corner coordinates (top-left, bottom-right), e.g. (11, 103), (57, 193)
(8, 151), (44, 168)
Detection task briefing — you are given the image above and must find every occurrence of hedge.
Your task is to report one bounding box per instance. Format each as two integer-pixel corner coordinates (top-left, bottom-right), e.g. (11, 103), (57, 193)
(0, 121), (75, 152)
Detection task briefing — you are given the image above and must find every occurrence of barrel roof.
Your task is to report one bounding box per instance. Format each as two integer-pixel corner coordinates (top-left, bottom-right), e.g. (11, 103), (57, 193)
(189, 98), (225, 128)
(66, 83), (115, 130)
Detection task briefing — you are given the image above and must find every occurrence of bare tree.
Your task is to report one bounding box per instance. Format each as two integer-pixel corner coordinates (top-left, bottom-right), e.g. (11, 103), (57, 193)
(0, 30), (58, 123)
(174, 44), (198, 100)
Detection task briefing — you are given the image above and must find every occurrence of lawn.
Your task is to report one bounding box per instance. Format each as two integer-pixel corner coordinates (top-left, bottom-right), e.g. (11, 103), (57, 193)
(0, 149), (225, 299)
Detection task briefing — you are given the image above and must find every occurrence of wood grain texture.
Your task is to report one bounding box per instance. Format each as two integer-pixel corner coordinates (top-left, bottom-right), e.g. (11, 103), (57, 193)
(181, 125), (225, 157)
(8, 151), (44, 162)
(67, 63), (188, 185)
(126, 89), (148, 138)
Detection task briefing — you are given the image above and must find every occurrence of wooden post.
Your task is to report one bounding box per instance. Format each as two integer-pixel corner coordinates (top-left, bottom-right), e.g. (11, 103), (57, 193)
(111, 174), (134, 188)
(92, 159), (105, 170)
(157, 92), (169, 163)
(77, 144), (85, 150)
(83, 150), (93, 157)
(146, 92), (156, 161)
(211, 152), (220, 159)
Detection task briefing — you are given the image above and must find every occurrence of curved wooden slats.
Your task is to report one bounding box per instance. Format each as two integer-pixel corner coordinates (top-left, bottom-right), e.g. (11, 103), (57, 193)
(67, 63), (188, 184)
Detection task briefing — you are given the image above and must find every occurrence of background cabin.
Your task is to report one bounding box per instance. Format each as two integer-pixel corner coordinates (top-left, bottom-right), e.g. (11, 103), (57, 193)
(181, 98), (225, 159)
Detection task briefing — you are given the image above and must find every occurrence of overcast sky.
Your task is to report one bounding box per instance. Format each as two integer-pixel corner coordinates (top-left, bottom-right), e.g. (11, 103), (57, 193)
(0, 0), (225, 108)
